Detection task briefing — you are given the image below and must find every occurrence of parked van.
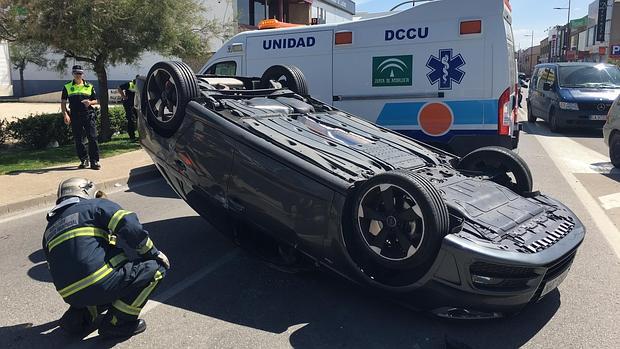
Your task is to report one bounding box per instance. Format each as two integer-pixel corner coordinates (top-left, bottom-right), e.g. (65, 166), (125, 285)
(202, 0), (519, 155)
(527, 62), (620, 132)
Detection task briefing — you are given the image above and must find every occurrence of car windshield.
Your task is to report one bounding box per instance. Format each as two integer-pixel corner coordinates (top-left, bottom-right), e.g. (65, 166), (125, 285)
(558, 65), (620, 88)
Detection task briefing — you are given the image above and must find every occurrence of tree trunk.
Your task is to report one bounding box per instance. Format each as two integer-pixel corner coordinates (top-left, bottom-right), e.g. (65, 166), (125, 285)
(19, 67), (24, 97)
(94, 61), (111, 142)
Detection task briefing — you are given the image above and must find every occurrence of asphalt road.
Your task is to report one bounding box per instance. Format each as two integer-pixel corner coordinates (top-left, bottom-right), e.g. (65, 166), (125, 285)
(1, 110), (620, 348)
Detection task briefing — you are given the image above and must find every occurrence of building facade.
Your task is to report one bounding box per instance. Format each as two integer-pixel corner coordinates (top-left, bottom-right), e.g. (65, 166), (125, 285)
(519, 45), (540, 75)
(2, 0), (355, 98)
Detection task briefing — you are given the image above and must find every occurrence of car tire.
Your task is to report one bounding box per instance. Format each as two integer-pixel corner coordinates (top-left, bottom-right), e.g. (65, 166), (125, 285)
(260, 65), (309, 96)
(351, 171), (449, 271)
(611, 133), (620, 168)
(457, 146), (533, 195)
(548, 108), (561, 133)
(144, 61), (200, 137)
(527, 102), (536, 123)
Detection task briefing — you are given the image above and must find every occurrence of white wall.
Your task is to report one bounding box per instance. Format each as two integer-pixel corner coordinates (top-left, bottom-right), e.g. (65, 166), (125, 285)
(0, 41), (13, 96)
(312, 0), (354, 24)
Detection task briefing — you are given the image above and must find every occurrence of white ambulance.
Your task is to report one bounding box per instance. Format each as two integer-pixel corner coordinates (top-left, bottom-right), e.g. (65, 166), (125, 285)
(202, 0), (519, 155)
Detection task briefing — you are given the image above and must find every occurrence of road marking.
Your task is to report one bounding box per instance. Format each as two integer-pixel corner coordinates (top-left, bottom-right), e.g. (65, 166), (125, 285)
(532, 124), (620, 260)
(142, 248), (241, 315)
(599, 192), (620, 210)
(74, 249), (241, 343)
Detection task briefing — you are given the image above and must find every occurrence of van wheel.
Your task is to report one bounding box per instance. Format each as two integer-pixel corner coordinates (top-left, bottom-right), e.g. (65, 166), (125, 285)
(611, 133), (620, 168)
(144, 61), (200, 137)
(351, 171), (449, 272)
(260, 65), (309, 96)
(457, 146), (533, 195)
(548, 109), (561, 133)
(527, 102), (536, 123)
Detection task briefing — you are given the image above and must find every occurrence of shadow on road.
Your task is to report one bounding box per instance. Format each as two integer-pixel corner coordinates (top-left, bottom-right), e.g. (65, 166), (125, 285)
(125, 168), (177, 199)
(16, 215), (560, 348)
(6, 166), (81, 176)
(521, 120), (603, 139)
(141, 216), (560, 349)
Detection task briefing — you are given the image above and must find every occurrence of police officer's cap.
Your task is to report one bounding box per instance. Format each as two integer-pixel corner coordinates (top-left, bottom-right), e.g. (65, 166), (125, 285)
(72, 65), (84, 74)
(56, 177), (104, 203)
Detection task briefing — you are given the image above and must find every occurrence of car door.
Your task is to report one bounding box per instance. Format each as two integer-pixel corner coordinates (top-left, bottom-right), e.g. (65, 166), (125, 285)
(531, 67), (550, 117)
(541, 67), (558, 120)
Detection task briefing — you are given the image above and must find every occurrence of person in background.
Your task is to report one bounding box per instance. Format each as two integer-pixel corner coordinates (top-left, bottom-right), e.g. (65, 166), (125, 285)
(117, 77), (138, 141)
(61, 65), (101, 170)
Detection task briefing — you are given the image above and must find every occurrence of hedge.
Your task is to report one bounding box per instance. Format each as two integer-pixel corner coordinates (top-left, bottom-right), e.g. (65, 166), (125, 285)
(5, 106), (128, 149)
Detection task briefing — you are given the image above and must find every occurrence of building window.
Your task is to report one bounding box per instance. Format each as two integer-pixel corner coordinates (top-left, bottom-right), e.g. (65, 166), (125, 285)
(237, 0), (268, 26)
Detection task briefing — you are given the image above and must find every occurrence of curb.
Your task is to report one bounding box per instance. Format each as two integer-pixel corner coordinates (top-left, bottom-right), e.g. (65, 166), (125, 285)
(0, 164), (160, 218)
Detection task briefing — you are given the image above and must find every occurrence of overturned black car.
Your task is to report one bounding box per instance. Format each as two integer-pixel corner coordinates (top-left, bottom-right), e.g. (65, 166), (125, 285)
(136, 61), (585, 319)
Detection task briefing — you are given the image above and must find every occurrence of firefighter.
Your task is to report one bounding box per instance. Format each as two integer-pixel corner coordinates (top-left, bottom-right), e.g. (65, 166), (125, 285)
(117, 78), (138, 141)
(43, 177), (170, 338)
(61, 65), (101, 170)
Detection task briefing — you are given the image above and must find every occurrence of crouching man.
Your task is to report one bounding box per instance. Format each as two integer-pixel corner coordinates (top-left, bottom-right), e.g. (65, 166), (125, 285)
(43, 177), (170, 338)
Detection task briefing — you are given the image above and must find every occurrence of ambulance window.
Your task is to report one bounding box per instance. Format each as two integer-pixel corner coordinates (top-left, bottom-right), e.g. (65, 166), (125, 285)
(206, 61), (237, 76)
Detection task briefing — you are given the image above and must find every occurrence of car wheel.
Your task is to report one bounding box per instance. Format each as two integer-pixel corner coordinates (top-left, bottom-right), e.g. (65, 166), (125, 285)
(144, 61), (200, 137)
(260, 65), (309, 96)
(527, 102), (536, 123)
(611, 133), (620, 168)
(351, 171), (449, 271)
(457, 146), (533, 195)
(548, 109), (561, 133)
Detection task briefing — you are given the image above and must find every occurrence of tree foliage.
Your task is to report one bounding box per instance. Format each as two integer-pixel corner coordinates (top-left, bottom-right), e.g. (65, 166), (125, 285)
(9, 41), (49, 96)
(3, 0), (235, 140)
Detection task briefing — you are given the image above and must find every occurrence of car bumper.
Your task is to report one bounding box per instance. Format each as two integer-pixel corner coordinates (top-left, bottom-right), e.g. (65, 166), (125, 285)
(398, 210), (585, 318)
(446, 129), (520, 156)
(556, 109), (607, 128)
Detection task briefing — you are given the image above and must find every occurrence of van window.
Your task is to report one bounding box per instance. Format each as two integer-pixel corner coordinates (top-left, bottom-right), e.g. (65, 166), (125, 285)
(531, 68), (539, 88)
(536, 68), (549, 91)
(546, 68), (556, 85)
(206, 61), (237, 76)
(558, 64), (620, 87)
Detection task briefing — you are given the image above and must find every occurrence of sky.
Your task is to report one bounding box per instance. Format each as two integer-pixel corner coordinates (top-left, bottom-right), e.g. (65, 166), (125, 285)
(355, 0), (595, 50)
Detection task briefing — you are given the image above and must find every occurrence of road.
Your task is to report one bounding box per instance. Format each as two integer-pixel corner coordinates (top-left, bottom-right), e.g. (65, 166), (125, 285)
(1, 106), (620, 348)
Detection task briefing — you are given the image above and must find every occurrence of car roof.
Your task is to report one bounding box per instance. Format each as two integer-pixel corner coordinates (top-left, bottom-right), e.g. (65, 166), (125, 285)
(534, 62), (616, 68)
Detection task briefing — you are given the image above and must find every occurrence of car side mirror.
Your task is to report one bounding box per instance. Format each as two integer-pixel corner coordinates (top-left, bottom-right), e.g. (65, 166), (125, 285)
(543, 82), (552, 91)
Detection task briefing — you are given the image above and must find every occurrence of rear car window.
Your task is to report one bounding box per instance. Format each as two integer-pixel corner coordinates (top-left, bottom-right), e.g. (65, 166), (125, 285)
(207, 61), (237, 76)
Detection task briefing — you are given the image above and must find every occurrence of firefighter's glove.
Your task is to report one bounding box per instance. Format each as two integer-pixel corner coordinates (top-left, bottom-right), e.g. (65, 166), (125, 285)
(156, 251), (170, 269)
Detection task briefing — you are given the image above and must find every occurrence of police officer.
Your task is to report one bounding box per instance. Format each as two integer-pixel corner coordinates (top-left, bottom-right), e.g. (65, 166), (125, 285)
(117, 77), (138, 141)
(61, 65), (101, 170)
(43, 177), (170, 338)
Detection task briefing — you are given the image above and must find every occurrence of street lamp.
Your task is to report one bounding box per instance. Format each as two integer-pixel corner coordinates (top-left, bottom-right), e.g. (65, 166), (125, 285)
(554, 0), (571, 61)
(524, 31), (535, 75)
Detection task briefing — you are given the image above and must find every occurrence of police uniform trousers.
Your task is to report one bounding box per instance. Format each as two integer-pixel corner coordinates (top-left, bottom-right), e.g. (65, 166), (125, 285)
(122, 102), (137, 139)
(70, 110), (100, 163)
(63, 248), (166, 324)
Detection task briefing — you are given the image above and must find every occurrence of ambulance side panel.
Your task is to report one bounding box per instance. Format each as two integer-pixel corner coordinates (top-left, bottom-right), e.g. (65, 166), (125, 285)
(244, 30), (334, 103)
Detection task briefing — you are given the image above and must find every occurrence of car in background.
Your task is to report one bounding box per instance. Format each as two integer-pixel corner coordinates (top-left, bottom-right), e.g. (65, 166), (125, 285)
(604, 95), (620, 167)
(526, 62), (620, 132)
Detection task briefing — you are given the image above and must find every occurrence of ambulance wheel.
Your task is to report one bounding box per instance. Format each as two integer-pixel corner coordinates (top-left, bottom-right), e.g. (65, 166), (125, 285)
(260, 65), (309, 96)
(457, 146), (533, 195)
(144, 61), (200, 137)
(350, 171), (449, 273)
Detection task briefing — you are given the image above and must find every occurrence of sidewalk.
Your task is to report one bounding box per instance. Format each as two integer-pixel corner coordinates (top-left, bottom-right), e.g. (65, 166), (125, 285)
(0, 149), (159, 217)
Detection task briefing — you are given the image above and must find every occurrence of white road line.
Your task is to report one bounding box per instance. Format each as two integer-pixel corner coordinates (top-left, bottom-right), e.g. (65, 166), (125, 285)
(142, 248), (241, 315)
(532, 124), (620, 260)
(74, 249), (241, 343)
(599, 192), (620, 210)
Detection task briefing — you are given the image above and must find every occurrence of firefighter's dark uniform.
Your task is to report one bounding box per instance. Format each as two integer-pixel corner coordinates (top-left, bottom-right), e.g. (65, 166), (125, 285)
(118, 80), (137, 140)
(43, 197), (166, 331)
(61, 81), (100, 164)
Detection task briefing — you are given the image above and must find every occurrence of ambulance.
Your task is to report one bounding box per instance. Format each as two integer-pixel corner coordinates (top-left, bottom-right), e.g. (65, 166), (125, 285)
(202, 0), (519, 155)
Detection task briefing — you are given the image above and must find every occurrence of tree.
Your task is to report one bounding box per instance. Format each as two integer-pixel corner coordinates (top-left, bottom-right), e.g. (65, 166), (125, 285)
(9, 41), (48, 97)
(6, 0), (235, 141)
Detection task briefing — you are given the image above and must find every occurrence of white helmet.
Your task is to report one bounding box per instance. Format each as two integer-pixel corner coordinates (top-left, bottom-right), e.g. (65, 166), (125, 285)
(56, 177), (100, 203)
